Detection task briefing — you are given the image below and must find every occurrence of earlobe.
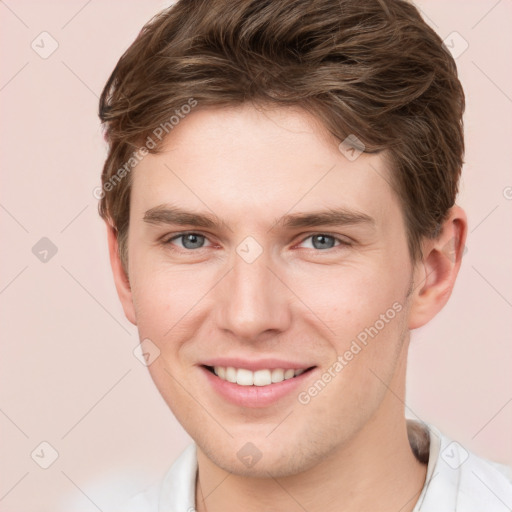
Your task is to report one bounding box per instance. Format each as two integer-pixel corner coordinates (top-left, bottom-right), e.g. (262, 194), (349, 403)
(408, 205), (467, 330)
(106, 222), (137, 326)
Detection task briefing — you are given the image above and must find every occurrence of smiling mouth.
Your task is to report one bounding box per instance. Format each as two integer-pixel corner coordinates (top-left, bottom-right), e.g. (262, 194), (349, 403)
(202, 365), (316, 386)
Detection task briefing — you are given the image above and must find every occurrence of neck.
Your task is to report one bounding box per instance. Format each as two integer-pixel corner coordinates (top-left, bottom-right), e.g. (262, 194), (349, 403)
(195, 343), (427, 512)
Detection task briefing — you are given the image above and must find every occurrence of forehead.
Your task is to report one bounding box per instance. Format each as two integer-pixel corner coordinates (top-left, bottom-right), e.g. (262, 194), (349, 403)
(130, 104), (401, 231)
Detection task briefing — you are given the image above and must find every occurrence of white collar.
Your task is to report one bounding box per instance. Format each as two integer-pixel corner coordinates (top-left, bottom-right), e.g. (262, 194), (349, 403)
(126, 420), (512, 511)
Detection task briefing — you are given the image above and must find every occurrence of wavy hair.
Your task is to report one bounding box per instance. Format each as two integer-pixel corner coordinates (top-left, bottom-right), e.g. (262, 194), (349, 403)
(98, 0), (465, 270)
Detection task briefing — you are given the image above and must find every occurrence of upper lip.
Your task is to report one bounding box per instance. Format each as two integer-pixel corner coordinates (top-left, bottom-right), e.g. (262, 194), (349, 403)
(200, 357), (316, 372)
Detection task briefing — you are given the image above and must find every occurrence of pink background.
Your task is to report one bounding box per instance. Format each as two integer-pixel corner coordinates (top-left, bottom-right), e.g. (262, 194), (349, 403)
(1, 1), (511, 510)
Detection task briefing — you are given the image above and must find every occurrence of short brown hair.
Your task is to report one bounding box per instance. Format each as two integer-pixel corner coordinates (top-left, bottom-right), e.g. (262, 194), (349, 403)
(98, 0), (465, 272)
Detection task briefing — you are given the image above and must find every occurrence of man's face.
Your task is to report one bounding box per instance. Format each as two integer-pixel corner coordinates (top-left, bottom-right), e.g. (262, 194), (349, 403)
(125, 104), (416, 476)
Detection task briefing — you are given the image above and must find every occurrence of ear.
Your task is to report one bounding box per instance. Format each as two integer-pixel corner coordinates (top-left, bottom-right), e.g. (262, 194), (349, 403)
(408, 205), (467, 330)
(106, 222), (137, 326)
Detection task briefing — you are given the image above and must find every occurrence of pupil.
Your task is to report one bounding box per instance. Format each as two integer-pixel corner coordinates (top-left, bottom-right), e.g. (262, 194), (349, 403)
(183, 234), (203, 249)
(313, 234), (334, 249)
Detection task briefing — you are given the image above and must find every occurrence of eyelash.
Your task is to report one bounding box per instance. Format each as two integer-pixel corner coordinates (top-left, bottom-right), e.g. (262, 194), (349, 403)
(162, 231), (352, 252)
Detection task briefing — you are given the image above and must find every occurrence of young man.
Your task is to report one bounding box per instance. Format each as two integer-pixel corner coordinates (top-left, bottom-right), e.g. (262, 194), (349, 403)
(97, 0), (512, 510)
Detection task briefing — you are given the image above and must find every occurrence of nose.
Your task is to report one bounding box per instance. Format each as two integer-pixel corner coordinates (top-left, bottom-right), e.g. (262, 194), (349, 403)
(214, 249), (292, 342)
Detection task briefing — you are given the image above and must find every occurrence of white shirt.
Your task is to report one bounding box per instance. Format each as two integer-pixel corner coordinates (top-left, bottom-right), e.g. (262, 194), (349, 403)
(119, 420), (512, 511)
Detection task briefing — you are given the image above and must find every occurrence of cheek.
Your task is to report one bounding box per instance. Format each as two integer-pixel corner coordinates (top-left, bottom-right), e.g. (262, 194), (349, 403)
(130, 264), (198, 334)
(297, 303), (408, 430)
(289, 259), (406, 336)
(290, 256), (410, 398)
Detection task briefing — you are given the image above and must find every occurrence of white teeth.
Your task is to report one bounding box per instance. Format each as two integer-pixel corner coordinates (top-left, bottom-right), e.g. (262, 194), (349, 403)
(271, 368), (284, 383)
(225, 366), (237, 383)
(236, 368), (253, 386)
(215, 366), (226, 379)
(284, 369), (295, 379)
(211, 366), (308, 386)
(253, 369), (271, 386)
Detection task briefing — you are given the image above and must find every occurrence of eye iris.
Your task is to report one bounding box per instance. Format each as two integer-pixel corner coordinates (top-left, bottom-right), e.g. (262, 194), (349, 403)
(312, 234), (335, 250)
(182, 234), (204, 249)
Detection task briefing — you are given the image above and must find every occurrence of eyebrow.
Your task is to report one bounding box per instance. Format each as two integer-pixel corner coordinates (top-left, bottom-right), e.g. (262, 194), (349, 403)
(143, 205), (224, 229)
(273, 208), (375, 230)
(143, 204), (375, 231)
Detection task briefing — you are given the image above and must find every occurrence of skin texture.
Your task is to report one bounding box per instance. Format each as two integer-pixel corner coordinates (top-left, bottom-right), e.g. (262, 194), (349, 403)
(106, 103), (467, 511)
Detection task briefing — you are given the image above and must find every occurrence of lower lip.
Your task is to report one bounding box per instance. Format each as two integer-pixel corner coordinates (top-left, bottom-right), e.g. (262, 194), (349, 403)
(200, 366), (316, 408)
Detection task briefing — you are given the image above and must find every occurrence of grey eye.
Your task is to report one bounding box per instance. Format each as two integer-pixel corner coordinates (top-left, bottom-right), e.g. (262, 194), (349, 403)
(302, 234), (339, 250)
(173, 233), (208, 250)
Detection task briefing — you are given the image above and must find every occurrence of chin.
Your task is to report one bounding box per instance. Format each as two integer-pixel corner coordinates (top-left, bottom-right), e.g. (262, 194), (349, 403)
(197, 430), (330, 479)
